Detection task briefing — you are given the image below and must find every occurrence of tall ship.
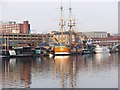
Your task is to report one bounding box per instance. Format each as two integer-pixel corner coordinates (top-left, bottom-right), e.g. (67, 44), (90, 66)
(53, 0), (71, 55)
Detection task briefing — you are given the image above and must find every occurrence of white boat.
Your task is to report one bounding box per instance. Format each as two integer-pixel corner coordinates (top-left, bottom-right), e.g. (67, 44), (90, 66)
(0, 50), (16, 58)
(94, 45), (103, 53)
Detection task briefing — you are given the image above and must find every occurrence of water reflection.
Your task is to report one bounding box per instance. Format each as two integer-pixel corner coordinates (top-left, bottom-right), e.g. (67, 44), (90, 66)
(2, 57), (32, 88)
(54, 56), (77, 88)
(2, 53), (118, 88)
(0, 58), (2, 90)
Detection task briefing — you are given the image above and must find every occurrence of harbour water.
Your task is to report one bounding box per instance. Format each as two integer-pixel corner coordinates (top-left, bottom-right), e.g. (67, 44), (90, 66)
(1, 52), (119, 88)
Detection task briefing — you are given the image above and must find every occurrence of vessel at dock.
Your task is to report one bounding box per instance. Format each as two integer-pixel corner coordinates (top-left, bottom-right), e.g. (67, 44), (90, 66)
(1, 43), (34, 58)
(53, 0), (71, 55)
(1, 39), (17, 57)
(13, 46), (34, 57)
(54, 43), (70, 55)
(94, 44), (103, 53)
(0, 50), (16, 58)
(81, 40), (95, 55)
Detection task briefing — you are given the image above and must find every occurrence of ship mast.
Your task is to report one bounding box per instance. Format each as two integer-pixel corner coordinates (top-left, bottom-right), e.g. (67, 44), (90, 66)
(68, 0), (75, 46)
(59, 0), (65, 44)
(73, 15), (76, 32)
(73, 15), (77, 43)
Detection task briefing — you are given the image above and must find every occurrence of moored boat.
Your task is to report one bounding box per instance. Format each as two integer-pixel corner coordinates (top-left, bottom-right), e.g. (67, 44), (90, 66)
(13, 46), (34, 57)
(82, 49), (91, 55)
(1, 50), (16, 58)
(53, 0), (71, 55)
(81, 39), (95, 55)
(94, 45), (103, 53)
(34, 47), (42, 56)
(70, 45), (82, 55)
(54, 43), (70, 55)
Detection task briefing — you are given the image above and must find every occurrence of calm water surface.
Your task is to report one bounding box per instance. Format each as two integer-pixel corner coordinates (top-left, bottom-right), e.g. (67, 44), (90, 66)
(1, 53), (119, 88)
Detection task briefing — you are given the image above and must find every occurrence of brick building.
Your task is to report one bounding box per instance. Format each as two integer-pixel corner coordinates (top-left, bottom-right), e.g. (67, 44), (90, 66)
(0, 21), (30, 34)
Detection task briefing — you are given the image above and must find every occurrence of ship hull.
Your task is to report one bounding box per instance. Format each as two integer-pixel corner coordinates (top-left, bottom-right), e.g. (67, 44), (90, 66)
(54, 46), (70, 55)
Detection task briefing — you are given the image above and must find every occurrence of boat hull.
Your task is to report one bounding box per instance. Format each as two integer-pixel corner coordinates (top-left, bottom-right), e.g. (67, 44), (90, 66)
(94, 48), (103, 53)
(55, 52), (70, 55)
(54, 46), (70, 55)
(93, 44), (103, 53)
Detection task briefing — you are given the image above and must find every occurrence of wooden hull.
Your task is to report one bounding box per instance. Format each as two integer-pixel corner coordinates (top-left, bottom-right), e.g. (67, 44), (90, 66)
(54, 46), (70, 55)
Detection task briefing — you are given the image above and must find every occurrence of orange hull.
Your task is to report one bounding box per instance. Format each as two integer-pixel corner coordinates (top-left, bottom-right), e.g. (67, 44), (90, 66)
(54, 46), (70, 55)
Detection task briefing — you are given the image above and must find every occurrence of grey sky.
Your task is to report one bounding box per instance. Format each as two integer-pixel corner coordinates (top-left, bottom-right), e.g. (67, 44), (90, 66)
(1, 1), (119, 34)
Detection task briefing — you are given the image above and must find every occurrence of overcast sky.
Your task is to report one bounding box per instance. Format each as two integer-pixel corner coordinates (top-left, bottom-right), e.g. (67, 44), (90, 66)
(0, 0), (119, 34)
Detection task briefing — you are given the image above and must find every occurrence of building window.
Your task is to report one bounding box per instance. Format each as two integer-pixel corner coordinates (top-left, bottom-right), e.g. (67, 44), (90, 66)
(17, 27), (19, 29)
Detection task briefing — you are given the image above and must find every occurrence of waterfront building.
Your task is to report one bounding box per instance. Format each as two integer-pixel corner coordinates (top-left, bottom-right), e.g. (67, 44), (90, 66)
(0, 20), (52, 48)
(0, 33), (49, 48)
(112, 33), (120, 37)
(82, 31), (108, 38)
(75, 32), (86, 42)
(0, 21), (30, 34)
(91, 36), (120, 46)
